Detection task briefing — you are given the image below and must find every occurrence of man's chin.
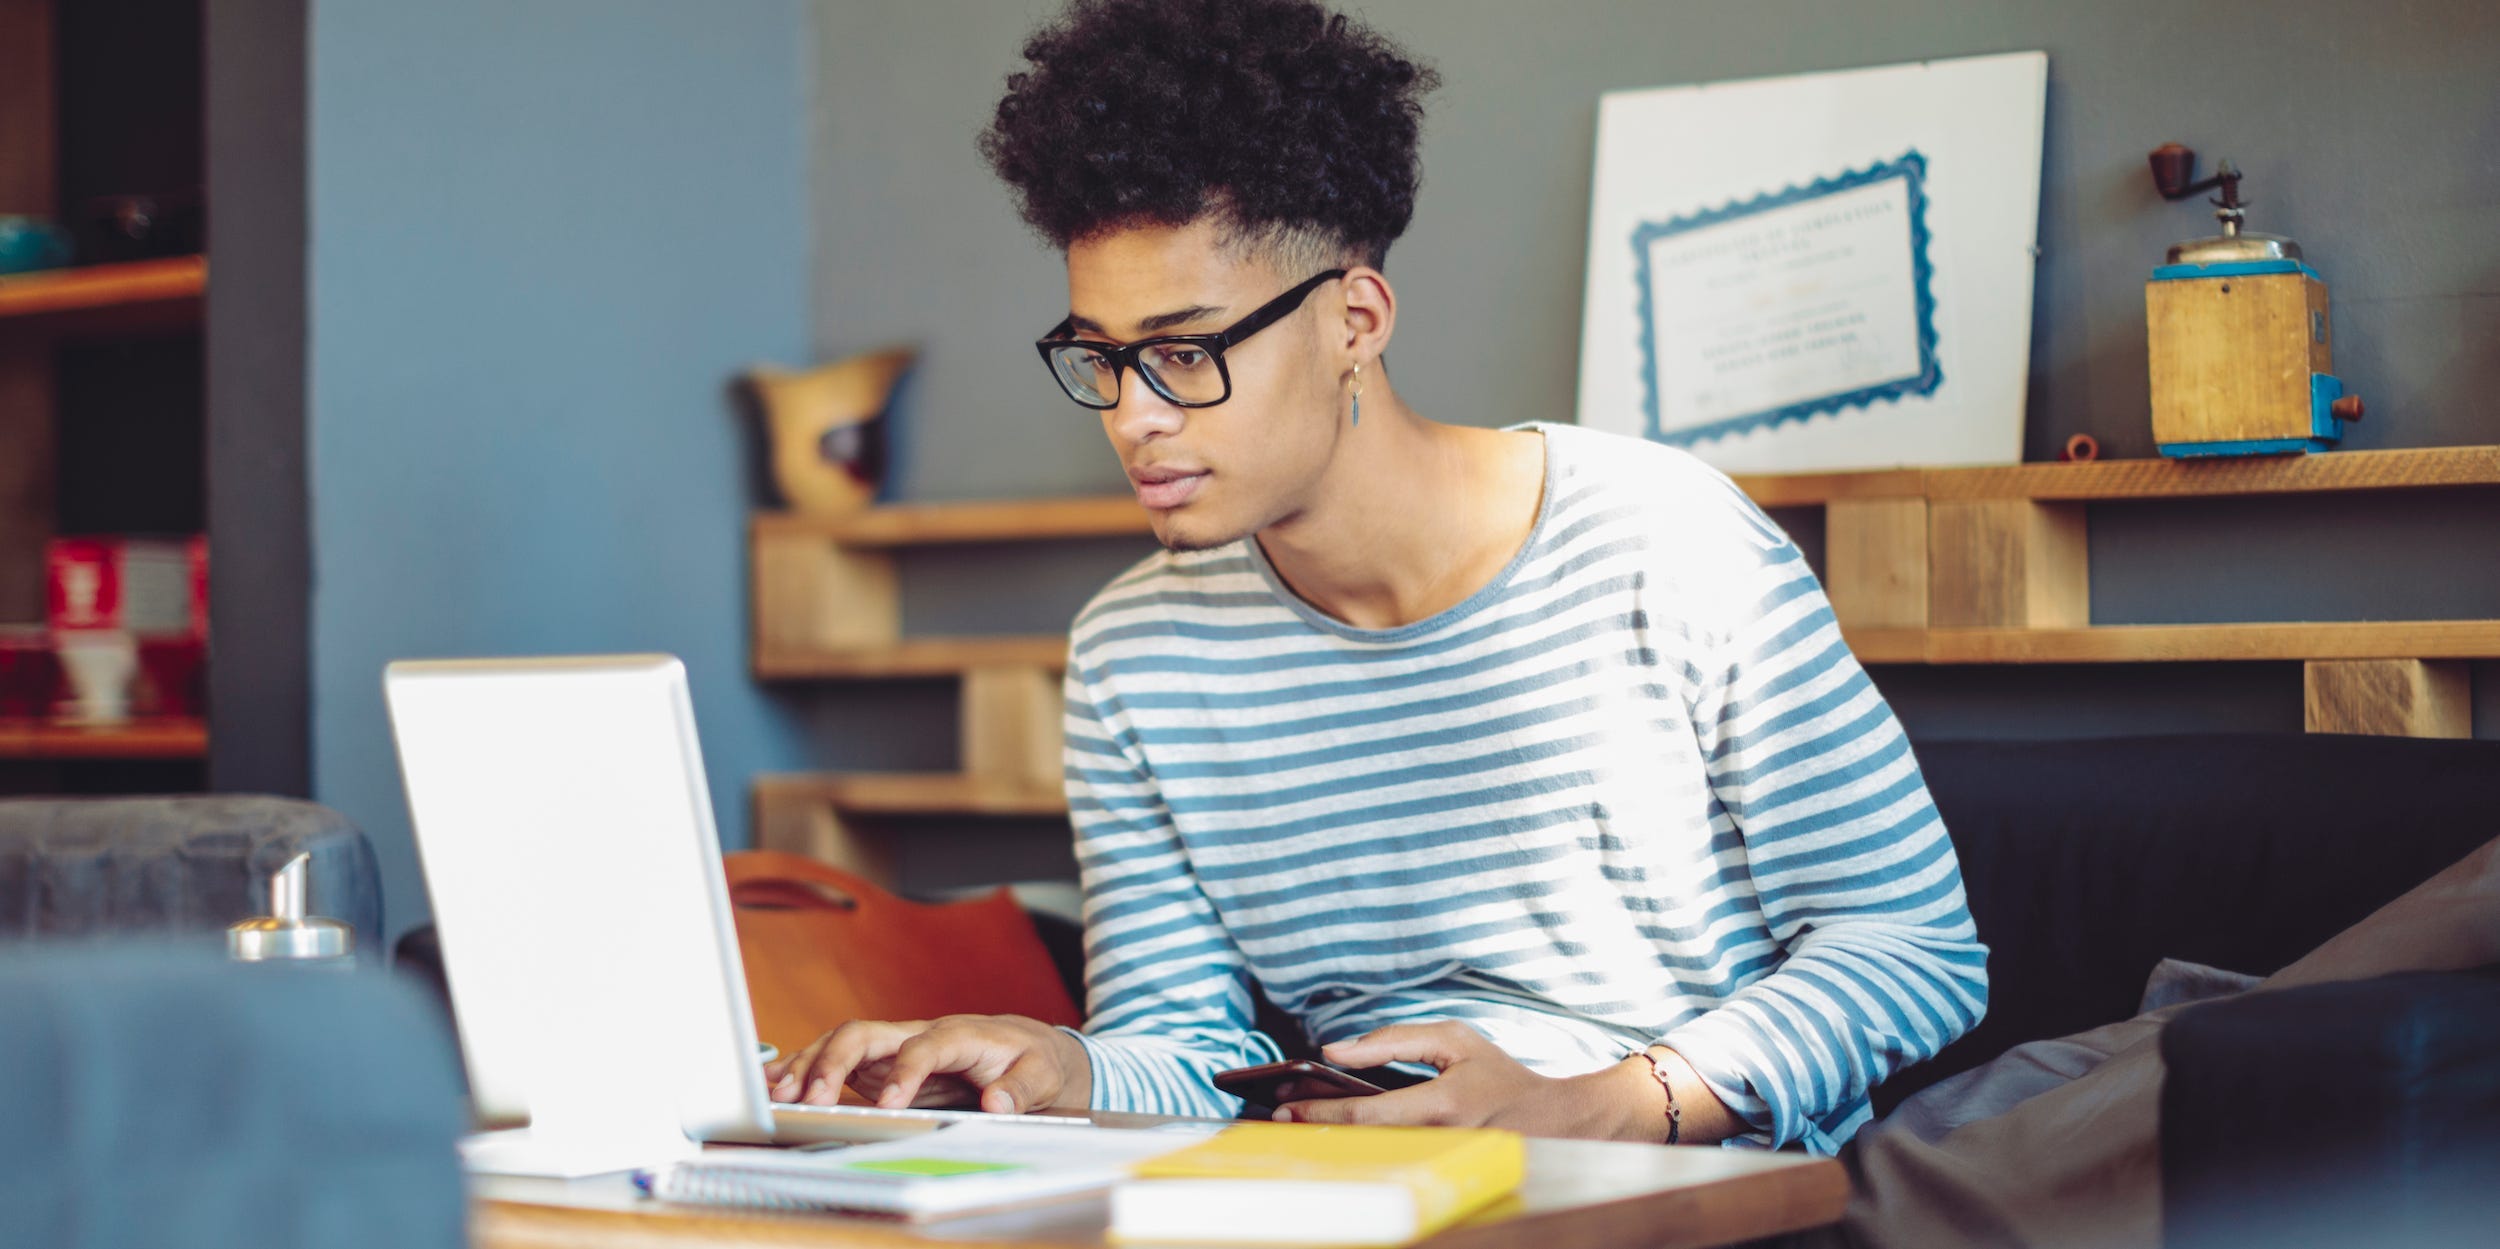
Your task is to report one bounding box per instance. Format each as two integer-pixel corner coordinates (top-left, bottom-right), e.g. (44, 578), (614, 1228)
(1151, 508), (1249, 553)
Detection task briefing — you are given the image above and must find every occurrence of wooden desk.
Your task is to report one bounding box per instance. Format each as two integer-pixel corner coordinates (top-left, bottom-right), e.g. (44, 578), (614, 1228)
(472, 1130), (1846, 1249)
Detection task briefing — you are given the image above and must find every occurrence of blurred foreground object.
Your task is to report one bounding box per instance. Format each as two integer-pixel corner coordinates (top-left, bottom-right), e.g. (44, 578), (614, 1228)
(2163, 968), (2500, 1249)
(2144, 144), (2362, 458)
(744, 347), (911, 515)
(0, 944), (466, 1249)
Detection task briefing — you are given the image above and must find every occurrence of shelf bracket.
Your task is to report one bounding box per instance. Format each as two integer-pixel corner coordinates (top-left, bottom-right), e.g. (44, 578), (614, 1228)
(2304, 659), (2471, 738)
(1928, 500), (2090, 629)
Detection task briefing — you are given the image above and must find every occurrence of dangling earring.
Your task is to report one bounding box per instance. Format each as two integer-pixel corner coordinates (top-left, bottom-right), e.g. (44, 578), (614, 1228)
(1350, 362), (1365, 427)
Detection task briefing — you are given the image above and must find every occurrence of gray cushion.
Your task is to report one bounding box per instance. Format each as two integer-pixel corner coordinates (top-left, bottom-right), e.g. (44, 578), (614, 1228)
(0, 943), (467, 1249)
(0, 797), (382, 957)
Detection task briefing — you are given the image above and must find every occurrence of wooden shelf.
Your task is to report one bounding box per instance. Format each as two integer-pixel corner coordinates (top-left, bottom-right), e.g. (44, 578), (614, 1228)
(0, 256), (206, 337)
(1849, 622), (2500, 665)
(749, 448), (2500, 805)
(755, 636), (1068, 679)
(752, 450), (2500, 680)
(756, 771), (1067, 818)
(758, 624), (2500, 675)
(752, 772), (1069, 876)
(757, 496), (1150, 548)
(1734, 468), (1933, 508)
(1731, 445), (2500, 507)
(748, 443), (2500, 550)
(0, 716), (208, 760)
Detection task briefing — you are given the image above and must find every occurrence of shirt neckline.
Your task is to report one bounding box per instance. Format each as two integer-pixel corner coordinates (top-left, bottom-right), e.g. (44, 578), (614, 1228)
(1243, 423), (1566, 644)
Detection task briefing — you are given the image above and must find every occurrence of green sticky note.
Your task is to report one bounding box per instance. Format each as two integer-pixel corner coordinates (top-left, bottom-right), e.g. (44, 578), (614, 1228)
(841, 1158), (1026, 1178)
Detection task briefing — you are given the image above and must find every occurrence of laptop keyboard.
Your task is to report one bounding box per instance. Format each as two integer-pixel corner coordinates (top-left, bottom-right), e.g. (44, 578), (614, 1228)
(770, 1100), (1083, 1128)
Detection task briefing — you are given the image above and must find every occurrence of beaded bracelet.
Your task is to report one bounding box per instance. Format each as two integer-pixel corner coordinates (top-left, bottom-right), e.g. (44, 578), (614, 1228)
(1636, 1048), (1684, 1145)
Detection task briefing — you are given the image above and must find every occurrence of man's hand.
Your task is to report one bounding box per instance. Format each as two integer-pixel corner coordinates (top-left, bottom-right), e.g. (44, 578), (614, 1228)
(1276, 1022), (1738, 1143)
(764, 1014), (1093, 1116)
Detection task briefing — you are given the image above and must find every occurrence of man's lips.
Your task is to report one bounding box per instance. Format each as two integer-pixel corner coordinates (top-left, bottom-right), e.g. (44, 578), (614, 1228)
(1129, 466), (1209, 510)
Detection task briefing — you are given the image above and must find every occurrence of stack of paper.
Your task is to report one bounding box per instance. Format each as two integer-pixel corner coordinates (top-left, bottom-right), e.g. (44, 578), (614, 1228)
(1109, 1123), (1526, 1246)
(647, 1121), (1214, 1220)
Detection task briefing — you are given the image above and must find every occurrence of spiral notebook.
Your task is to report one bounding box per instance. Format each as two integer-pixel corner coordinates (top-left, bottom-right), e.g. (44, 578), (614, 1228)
(642, 1121), (1216, 1220)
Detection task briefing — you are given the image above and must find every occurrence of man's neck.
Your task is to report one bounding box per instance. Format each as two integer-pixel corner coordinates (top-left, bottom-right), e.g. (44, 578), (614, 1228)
(1255, 394), (1546, 631)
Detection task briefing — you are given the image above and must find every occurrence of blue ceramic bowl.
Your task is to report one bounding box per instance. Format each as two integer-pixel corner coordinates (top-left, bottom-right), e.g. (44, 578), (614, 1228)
(0, 216), (75, 275)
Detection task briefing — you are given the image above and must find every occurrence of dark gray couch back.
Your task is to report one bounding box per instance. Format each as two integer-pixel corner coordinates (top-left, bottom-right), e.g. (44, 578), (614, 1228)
(0, 796), (383, 955)
(1888, 733), (2500, 1110)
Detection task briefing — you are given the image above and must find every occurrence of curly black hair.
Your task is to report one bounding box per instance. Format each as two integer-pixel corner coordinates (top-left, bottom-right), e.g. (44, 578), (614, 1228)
(979, 0), (1438, 271)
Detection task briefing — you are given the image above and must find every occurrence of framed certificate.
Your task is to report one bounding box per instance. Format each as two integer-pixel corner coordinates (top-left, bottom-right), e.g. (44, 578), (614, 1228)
(1632, 152), (1940, 448)
(1577, 53), (2046, 473)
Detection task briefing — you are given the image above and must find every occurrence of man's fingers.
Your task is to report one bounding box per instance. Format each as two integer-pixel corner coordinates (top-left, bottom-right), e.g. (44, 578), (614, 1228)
(876, 1029), (989, 1109)
(769, 1032), (833, 1101)
(1277, 1093), (1380, 1125)
(981, 1049), (1058, 1115)
(904, 1074), (983, 1108)
(1279, 1084), (1450, 1128)
(773, 1017), (1070, 1114)
(796, 1027), (874, 1105)
(788, 1020), (918, 1106)
(768, 1029), (839, 1087)
(1320, 1021), (1475, 1071)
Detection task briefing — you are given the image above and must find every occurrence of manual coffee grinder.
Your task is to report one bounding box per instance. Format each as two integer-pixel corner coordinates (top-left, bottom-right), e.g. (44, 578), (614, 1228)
(2143, 143), (2364, 458)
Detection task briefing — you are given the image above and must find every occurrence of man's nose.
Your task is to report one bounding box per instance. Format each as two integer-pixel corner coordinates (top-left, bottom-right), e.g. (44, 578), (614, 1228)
(1106, 373), (1186, 444)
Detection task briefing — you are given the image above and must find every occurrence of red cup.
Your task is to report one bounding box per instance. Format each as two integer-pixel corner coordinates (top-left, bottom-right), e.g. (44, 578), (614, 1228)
(0, 630), (61, 720)
(136, 635), (206, 718)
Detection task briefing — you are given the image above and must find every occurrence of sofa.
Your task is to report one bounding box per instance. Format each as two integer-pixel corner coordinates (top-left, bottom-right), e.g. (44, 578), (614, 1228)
(1899, 732), (2500, 1245)
(1171, 732), (2500, 1241)
(0, 795), (384, 953)
(0, 798), (459, 1249)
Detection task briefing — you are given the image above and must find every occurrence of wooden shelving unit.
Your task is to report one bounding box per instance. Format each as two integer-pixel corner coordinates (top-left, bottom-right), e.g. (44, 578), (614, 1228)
(1893, 621), (2500, 665)
(753, 770), (1067, 880)
(749, 503), (1147, 682)
(0, 256), (206, 338)
(1735, 444), (2500, 505)
(0, 257), (210, 762)
(754, 771), (1068, 878)
(0, 716), (207, 761)
(754, 636), (1070, 680)
(749, 445), (2500, 864)
(757, 496), (1152, 548)
(752, 446), (2500, 677)
(4, 0), (212, 777)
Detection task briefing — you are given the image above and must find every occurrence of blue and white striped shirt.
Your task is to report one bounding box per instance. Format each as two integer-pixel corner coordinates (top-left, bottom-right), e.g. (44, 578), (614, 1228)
(1060, 422), (1986, 1152)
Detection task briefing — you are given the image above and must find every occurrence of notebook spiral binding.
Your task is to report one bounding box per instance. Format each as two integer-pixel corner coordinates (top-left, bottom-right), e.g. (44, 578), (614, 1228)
(649, 1164), (819, 1211)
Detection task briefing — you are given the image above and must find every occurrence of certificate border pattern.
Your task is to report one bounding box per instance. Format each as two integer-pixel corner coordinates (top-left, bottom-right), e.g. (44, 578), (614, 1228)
(1630, 150), (1943, 447)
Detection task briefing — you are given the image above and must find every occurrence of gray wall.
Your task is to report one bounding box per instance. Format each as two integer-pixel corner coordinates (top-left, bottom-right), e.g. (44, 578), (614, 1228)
(808, 0), (2500, 834)
(308, 0), (817, 939)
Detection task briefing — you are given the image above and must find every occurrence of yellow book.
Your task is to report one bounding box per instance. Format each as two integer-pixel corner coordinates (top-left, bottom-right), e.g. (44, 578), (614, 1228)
(1107, 1123), (1526, 1247)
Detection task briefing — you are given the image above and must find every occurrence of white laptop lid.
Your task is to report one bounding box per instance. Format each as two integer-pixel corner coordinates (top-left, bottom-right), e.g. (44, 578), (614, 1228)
(385, 655), (773, 1147)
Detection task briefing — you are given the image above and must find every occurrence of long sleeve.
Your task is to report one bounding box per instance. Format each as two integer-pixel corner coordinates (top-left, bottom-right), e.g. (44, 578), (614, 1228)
(1059, 663), (1283, 1117)
(1657, 484), (1990, 1152)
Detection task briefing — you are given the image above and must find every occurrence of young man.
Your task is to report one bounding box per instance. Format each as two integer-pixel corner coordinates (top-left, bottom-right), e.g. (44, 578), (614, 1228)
(769, 0), (1985, 1153)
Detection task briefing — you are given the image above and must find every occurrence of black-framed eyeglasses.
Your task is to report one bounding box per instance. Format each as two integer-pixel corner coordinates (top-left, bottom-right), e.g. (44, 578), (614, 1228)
(1034, 269), (1347, 410)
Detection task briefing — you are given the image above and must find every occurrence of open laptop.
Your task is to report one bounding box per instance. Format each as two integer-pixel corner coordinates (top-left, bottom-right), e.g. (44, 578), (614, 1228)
(385, 654), (1085, 1177)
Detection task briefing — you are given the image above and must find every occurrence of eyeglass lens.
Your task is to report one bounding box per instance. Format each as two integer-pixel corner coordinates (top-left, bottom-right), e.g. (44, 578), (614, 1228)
(1045, 340), (1227, 408)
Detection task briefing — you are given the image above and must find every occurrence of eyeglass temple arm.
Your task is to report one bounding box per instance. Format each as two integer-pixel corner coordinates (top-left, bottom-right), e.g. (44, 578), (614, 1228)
(1217, 269), (1349, 348)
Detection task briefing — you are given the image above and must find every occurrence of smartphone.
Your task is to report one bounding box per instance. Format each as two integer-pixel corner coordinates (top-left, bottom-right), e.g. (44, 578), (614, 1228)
(1211, 1059), (1429, 1107)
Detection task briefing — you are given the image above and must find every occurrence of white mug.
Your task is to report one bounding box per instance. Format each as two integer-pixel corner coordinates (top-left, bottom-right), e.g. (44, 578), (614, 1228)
(54, 633), (137, 724)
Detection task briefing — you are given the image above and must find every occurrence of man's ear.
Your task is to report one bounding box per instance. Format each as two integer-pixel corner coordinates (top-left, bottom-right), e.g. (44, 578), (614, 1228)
(1339, 265), (1397, 363)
